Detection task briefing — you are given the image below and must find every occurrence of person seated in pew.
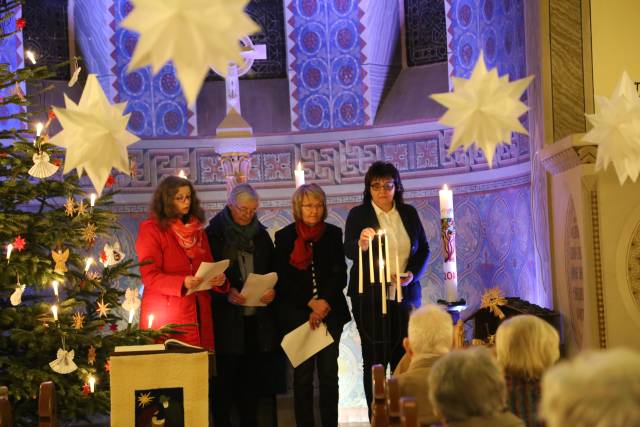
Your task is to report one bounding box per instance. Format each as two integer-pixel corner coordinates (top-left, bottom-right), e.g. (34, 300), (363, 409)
(395, 305), (453, 426)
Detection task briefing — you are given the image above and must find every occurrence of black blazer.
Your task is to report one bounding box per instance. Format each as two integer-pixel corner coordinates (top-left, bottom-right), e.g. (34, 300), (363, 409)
(344, 201), (430, 307)
(274, 222), (351, 338)
(205, 208), (277, 354)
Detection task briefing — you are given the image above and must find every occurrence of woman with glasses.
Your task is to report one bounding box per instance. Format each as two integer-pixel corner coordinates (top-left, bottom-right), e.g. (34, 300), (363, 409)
(136, 176), (228, 350)
(205, 183), (281, 427)
(274, 184), (350, 427)
(344, 161), (430, 415)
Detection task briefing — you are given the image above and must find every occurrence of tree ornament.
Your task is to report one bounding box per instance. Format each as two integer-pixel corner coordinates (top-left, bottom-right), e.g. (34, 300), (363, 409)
(12, 235), (26, 252)
(72, 312), (85, 330)
(96, 299), (110, 318)
(105, 175), (115, 188)
(120, 0), (259, 105)
(431, 52), (534, 166)
(100, 242), (125, 267)
(137, 391), (154, 408)
(16, 17), (26, 30)
(87, 345), (96, 365)
(82, 223), (97, 245)
(10, 283), (25, 306)
(52, 248), (69, 274)
(28, 152), (59, 179)
(64, 196), (76, 216)
(49, 349), (78, 374)
(50, 74), (139, 195)
(76, 200), (87, 216)
(82, 383), (91, 396)
(122, 287), (141, 312)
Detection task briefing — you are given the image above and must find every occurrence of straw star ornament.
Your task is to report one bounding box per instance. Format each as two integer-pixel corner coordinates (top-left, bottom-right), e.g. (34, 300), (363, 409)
(431, 53), (534, 166)
(50, 74), (139, 195)
(121, 0), (259, 105)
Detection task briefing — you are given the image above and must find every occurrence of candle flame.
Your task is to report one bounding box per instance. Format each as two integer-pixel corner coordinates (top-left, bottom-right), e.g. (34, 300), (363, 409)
(88, 375), (95, 393)
(296, 161), (302, 171)
(84, 257), (94, 272)
(443, 184), (449, 191)
(148, 314), (154, 329)
(52, 280), (59, 297)
(51, 305), (58, 321)
(90, 193), (97, 207)
(128, 309), (134, 324)
(6, 243), (13, 260)
(178, 169), (186, 178)
(25, 50), (36, 64)
(36, 122), (43, 137)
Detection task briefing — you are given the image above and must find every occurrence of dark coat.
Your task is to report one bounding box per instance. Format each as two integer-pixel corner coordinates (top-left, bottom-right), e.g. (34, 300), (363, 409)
(205, 208), (278, 354)
(344, 201), (430, 308)
(274, 222), (351, 338)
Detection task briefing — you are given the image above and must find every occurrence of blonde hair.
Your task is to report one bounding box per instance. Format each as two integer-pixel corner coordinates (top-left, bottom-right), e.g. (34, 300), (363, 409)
(408, 305), (453, 355)
(291, 184), (327, 222)
(495, 315), (559, 378)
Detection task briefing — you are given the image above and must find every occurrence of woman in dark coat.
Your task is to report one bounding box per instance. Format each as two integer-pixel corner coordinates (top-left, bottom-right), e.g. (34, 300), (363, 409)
(205, 184), (279, 427)
(344, 161), (430, 414)
(274, 184), (350, 427)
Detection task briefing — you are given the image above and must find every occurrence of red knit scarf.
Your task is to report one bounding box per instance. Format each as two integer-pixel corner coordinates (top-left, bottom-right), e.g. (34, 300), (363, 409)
(290, 220), (326, 270)
(169, 217), (206, 259)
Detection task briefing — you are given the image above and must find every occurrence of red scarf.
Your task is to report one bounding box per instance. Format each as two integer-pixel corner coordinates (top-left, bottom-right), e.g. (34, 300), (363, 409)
(290, 220), (326, 270)
(169, 217), (206, 259)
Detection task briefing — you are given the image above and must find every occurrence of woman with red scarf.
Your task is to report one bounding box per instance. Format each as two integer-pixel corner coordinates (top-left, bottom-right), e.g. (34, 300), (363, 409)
(274, 184), (350, 427)
(136, 176), (228, 350)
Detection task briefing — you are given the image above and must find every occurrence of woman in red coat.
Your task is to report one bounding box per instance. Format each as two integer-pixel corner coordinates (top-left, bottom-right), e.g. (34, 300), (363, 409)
(136, 176), (227, 350)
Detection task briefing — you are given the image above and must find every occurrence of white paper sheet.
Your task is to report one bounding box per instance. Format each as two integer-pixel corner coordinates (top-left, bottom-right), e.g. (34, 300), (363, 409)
(187, 259), (230, 295)
(239, 272), (278, 307)
(281, 322), (334, 368)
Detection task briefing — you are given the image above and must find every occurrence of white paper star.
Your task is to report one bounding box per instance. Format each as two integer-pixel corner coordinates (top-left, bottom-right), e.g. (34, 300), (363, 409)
(583, 72), (640, 184)
(120, 0), (259, 105)
(50, 74), (139, 195)
(431, 53), (534, 166)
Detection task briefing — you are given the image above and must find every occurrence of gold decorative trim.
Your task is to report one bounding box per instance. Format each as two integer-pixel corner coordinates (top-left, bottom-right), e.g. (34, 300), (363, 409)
(590, 189), (607, 348)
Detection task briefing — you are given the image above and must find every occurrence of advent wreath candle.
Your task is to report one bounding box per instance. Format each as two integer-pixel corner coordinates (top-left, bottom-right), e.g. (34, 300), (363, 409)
(439, 185), (458, 302)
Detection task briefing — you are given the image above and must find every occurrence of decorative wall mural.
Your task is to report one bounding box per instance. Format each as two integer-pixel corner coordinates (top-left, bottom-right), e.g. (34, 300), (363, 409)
(404, 0), (448, 66)
(564, 198), (584, 348)
(627, 220), (640, 312)
(0, 5), (24, 132)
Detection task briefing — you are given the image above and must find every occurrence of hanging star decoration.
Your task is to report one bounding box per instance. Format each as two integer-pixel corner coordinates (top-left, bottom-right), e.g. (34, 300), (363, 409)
(76, 200), (88, 216)
(137, 391), (155, 408)
(64, 196), (76, 216)
(583, 71), (640, 184)
(82, 223), (97, 245)
(49, 74), (139, 195)
(120, 0), (259, 105)
(72, 312), (85, 329)
(87, 345), (96, 365)
(52, 248), (70, 274)
(480, 287), (507, 320)
(431, 53), (534, 167)
(12, 235), (26, 252)
(96, 299), (110, 318)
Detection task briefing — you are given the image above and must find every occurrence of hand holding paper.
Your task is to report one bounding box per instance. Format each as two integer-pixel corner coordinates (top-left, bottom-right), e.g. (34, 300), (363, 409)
(186, 259), (230, 295)
(281, 322), (334, 368)
(239, 272), (278, 307)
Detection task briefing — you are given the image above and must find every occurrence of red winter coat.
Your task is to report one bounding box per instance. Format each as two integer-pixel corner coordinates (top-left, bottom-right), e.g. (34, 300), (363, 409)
(136, 218), (228, 350)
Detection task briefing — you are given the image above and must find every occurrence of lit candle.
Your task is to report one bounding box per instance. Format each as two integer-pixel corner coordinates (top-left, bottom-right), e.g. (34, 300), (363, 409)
(25, 49), (36, 64)
(128, 309), (134, 324)
(378, 230), (384, 286)
(384, 231), (391, 283)
(51, 305), (58, 321)
(368, 235), (374, 283)
(358, 245), (363, 294)
(89, 193), (96, 207)
(148, 314), (154, 329)
(380, 260), (387, 315)
(36, 122), (43, 137)
(6, 243), (13, 261)
(439, 185), (458, 302)
(178, 169), (186, 179)
(52, 280), (59, 297)
(395, 250), (402, 303)
(88, 375), (95, 393)
(84, 257), (94, 272)
(294, 162), (305, 188)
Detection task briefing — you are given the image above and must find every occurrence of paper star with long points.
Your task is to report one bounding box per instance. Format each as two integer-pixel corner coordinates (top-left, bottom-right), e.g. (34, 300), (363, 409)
(64, 196), (75, 216)
(82, 223), (97, 245)
(120, 0), (259, 105)
(583, 71), (640, 184)
(72, 312), (85, 330)
(431, 53), (534, 166)
(76, 200), (87, 216)
(96, 299), (110, 318)
(87, 345), (96, 365)
(50, 74), (139, 195)
(137, 391), (154, 408)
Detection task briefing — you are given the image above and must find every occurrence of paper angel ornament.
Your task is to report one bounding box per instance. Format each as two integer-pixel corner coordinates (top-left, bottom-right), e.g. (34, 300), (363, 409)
(431, 53), (533, 166)
(100, 242), (125, 267)
(121, 0), (259, 105)
(49, 348), (78, 374)
(10, 284), (26, 306)
(28, 151), (59, 178)
(52, 248), (69, 274)
(583, 71), (640, 184)
(49, 74), (139, 195)
(122, 287), (141, 312)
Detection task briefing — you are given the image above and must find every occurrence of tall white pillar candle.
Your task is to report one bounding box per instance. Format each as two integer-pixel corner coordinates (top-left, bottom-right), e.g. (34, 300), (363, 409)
(439, 185), (458, 302)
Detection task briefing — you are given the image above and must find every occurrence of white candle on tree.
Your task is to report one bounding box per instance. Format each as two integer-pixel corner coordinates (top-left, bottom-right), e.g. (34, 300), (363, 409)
(52, 280), (59, 297)
(439, 184), (458, 302)
(88, 375), (95, 393)
(6, 243), (13, 261)
(148, 314), (154, 329)
(294, 162), (305, 188)
(51, 305), (58, 321)
(128, 309), (135, 324)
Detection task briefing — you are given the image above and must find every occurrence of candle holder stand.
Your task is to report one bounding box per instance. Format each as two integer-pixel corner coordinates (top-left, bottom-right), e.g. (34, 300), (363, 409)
(437, 298), (467, 324)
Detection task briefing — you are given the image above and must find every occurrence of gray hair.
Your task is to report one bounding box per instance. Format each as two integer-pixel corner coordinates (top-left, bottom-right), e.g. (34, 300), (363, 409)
(428, 347), (506, 422)
(496, 315), (560, 378)
(227, 183), (259, 206)
(539, 348), (640, 427)
(408, 305), (453, 355)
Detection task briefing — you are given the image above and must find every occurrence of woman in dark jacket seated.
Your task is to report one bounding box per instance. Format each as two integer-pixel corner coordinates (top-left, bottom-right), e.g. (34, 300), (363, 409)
(274, 184), (350, 427)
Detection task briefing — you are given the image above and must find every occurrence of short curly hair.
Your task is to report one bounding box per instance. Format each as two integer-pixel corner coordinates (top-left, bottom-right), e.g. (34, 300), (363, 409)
(150, 176), (205, 228)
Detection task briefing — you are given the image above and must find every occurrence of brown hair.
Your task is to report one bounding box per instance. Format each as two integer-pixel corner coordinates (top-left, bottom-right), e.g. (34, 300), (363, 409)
(150, 176), (205, 228)
(291, 183), (328, 222)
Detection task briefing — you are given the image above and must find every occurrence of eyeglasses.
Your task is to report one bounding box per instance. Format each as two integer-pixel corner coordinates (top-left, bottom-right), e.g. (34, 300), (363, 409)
(174, 195), (191, 202)
(370, 182), (395, 191)
(236, 206), (257, 216)
(301, 204), (324, 211)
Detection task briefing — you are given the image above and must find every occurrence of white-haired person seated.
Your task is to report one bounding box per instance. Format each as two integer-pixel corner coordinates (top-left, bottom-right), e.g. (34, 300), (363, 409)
(429, 347), (525, 427)
(395, 305), (453, 426)
(539, 348), (640, 427)
(495, 315), (560, 427)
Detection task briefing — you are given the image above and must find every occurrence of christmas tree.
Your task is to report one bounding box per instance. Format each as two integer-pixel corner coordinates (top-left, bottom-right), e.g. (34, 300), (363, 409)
(0, 4), (163, 425)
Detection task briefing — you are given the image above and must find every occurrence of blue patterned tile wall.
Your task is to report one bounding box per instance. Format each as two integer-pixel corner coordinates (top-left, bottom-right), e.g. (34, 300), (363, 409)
(286, 0), (370, 130)
(0, 6), (25, 133)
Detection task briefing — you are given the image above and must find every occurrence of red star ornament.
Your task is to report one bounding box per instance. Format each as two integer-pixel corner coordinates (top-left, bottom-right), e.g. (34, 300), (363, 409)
(13, 235), (26, 251)
(16, 18), (26, 30)
(82, 383), (91, 395)
(109, 323), (118, 332)
(105, 175), (115, 188)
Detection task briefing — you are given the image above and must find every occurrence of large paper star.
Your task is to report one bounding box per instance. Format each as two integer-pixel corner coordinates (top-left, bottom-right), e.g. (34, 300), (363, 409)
(431, 53), (534, 166)
(120, 0), (259, 105)
(583, 72), (640, 184)
(50, 74), (139, 195)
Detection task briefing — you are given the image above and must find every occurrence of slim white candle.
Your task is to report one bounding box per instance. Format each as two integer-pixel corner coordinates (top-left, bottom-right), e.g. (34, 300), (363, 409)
(128, 309), (135, 324)
(51, 305), (58, 321)
(88, 375), (95, 393)
(36, 122), (43, 137)
(148, 314), (154, 329)
(381, 260), (387, 315)
(378, 230), (384, 286)
(384, 231), (391, 283)
(395, 250), (402, 303)
(294, 162), (305, 188)
(358, 245), (363, 294)
(84, 257), (94, 272)
(6, 243), (13, 261)
(52, 280), (59, 297)
(90, 193), (96, 207)
(368, 235), (374, 283)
